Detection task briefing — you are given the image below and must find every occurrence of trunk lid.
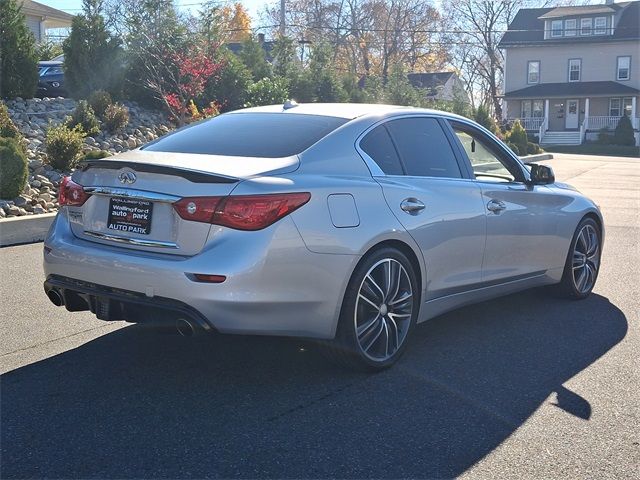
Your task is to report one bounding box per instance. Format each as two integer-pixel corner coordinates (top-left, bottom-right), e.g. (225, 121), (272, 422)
(68, 151), (299, 255)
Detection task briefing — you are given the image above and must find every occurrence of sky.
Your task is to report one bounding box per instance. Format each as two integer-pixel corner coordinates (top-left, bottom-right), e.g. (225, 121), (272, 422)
(36, 0), (269, 24)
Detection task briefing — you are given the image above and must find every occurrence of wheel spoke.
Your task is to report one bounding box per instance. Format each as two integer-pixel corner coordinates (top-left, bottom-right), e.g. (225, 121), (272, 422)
(365, 274), (385, 303)
(389, 292), (412, 306)
(357, 314), (380, 338)
(388, 312), (411, 319)
(386, 315), (400, 353)
(358, 293), (379, 310)
(363, 318), (385, 352)
(577, 229), (588, 253)
(382, 320), (390, 358)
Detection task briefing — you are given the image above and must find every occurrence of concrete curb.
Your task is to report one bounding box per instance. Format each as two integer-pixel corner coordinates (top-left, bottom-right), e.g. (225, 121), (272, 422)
(520, 153), (554, 163)
(0, 212), (56, 247)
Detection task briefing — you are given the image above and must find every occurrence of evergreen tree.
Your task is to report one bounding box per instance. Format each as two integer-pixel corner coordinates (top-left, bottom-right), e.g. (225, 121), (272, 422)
(63, 0), (123, 98)
(473, 104), (500, 136)
(0, 0), (38, 98)
(384, 64), (420, 106)
(308, 42), (348, 103)
(613, 114), (635, 146)
(239, 36), (272, 81)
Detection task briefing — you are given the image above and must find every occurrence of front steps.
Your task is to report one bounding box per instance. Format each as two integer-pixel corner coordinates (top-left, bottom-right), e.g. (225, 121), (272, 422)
(540, 130), (582, 146)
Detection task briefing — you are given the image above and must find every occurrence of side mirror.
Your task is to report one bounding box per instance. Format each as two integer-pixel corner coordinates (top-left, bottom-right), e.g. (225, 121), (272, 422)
(529, 163), (555, 185)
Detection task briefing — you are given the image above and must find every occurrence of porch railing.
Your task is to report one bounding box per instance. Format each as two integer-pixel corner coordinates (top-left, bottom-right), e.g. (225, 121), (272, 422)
(507, 117), (545, 131)
(588, 116), (622, 131)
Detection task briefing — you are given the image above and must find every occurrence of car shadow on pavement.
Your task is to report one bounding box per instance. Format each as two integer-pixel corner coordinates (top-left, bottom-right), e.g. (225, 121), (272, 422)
(1, 290), (627, 479)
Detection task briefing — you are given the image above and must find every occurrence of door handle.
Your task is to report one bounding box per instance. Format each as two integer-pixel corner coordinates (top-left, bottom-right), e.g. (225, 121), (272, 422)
(487, 199), (506, 213)
(400, 198), (426, 214)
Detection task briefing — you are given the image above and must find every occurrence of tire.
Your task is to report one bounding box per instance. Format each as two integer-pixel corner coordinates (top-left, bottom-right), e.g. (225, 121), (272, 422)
(322, 247), (420, 371)
(555, 217), (602, 299)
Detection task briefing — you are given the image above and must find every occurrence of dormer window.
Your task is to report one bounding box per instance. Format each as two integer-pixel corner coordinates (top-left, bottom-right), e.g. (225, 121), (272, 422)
(594, 16), (607, 34)
(564, 19), (577, 36)
(551, 20), (563, 37)
(528, 61), (540, 84)
(580, 18), (592, 35)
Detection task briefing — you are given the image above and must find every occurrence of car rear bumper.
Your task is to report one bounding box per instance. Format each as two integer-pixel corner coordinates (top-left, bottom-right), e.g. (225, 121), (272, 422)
(44, 211), (359, 339)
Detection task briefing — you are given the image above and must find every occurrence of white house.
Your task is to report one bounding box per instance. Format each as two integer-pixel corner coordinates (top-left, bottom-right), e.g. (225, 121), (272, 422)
(20, 0), (73, 43)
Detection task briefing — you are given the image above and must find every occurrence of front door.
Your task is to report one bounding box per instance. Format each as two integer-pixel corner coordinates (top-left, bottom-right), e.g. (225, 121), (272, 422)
(565, 99), (579, 129)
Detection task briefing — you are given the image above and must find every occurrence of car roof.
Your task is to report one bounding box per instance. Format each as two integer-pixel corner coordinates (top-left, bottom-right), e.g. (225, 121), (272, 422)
(232, 102), (470, 123)
(38, 61), (63, 66)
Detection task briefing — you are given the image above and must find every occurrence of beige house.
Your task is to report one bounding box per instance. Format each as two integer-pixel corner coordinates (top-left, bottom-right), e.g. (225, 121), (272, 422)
(20, 0), (73, 43)
(499, 0), (639, 145)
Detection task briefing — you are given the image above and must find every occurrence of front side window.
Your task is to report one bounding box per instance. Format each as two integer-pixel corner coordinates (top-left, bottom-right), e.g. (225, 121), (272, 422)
(450, 123), (517, 183)
(569, 59), (581, 82)
(528, 61), (540, 84)
(565, 19), (577, 36)
(609, 98), (621, 117)
(142, 113), (348, 158)
(580, 18), (592, 35)
(359, 125), (404, 175)
(617, 56), (631, 80)
(385, 118), (462, 178)
(551, 20), (563, 37)
(594, 16), (607, 34)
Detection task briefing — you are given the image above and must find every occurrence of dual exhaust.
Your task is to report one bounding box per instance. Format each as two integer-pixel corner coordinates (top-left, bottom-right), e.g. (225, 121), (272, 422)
(46, 287), (198, 336)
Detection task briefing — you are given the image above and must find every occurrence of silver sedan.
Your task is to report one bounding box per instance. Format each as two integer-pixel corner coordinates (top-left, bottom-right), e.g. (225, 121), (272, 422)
(43, 103), (603, 370)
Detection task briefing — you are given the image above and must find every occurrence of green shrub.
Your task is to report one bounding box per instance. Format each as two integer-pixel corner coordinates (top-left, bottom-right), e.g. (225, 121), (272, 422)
(244, 77), (289, 108)
(505, 120), (528, 155)
(0, 137), (28, 199)
(87, 90), (112, 118)
(45, 124), (84, 170)
(614, 114), (635, 146)
(597, 128), (612, 145)
(527, 141), (543, 155)
(103, 103), (129, 133)
(81, 149), (111, 161)
(0, 102), (21, 140)
(66, 100), (100, 136)
(474, 104), (500, 136)
(506, 141), (520, 156)
(0, 0), (39, 98)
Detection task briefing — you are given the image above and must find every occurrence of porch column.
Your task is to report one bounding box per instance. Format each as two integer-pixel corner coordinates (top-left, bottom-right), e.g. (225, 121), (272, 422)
(544, 99), (549, 131)
(585, 97), (590, 130)
(633, 96), (637, 130)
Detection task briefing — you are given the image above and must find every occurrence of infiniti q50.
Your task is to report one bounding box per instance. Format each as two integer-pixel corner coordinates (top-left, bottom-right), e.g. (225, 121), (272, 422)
(43, 103), (603, 370)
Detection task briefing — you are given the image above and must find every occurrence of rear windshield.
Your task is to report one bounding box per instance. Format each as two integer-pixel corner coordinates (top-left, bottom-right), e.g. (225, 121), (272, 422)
(142, 113), (348, 158)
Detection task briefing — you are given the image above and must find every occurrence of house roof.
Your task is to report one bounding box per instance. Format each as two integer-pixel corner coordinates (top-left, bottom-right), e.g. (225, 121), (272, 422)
(498, 1), (639, 47)
(407, 72), (455, 94)
(538, 5), (616, 19)
(504, 81), (640, 99)
(20, 0), (74, 22)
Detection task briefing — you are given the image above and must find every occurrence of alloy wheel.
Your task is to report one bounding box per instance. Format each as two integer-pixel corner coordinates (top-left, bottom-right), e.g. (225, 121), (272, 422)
(572, 224), (600, 294)
(354, 258), (414, 362)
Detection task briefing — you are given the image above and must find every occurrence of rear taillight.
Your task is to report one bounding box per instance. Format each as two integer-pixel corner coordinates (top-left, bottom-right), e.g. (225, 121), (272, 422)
(58, 176), (91, 206)
(173, 193), (311, 231)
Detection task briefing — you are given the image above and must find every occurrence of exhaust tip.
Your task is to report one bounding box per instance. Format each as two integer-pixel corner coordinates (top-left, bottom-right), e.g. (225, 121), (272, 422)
(47, 289), (64, 307)
(176, 318), (195, 337)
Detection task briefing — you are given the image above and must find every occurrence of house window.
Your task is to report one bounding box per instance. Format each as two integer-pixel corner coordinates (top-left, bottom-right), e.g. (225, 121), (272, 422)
(623, 98), (633, 116)
(565, 19), (577, 36)
(527, 61), (540, 84)
(617, 56), (631, 81)
(609, 98), (621, 117)
(521, 100), (544, 118)
(551, 20), (563, 37)
(594, 17), (607, 35)
(569, 59), (581, 82)
(580, 18), (592, 35)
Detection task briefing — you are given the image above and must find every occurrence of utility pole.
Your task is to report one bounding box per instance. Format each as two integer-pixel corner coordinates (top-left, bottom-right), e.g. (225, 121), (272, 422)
(280, 0), (286, 37)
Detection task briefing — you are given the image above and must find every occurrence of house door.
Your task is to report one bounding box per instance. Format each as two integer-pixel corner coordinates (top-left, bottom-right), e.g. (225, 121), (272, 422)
(565, 99), (579, 129)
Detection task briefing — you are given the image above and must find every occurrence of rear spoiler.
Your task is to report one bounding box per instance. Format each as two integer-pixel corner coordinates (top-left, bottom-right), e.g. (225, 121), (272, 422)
(78, 160), (239, 184)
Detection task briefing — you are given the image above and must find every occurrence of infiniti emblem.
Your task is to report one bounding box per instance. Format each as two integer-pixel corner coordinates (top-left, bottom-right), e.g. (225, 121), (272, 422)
(118, 170), (137, 185)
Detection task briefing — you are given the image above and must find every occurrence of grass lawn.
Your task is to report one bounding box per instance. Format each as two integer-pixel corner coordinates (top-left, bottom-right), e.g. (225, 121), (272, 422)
(544, 144), (639, 158)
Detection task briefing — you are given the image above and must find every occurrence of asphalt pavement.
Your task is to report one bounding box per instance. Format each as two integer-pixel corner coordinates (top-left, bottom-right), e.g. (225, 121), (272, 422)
(1, 153), (638, 479)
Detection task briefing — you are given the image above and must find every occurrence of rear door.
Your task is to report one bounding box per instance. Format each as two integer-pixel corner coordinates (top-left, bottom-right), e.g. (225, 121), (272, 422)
(359, 116), (486, 300)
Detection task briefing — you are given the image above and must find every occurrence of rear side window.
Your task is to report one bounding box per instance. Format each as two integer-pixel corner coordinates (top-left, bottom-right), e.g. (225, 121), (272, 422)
(142, 113), (348, 158)
(385, 118), (462, 178)
(359, 125), (404, 175)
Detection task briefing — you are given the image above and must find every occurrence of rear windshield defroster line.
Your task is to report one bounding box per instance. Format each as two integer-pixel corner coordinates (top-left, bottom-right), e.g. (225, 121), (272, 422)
(141, 113), (348, 158)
